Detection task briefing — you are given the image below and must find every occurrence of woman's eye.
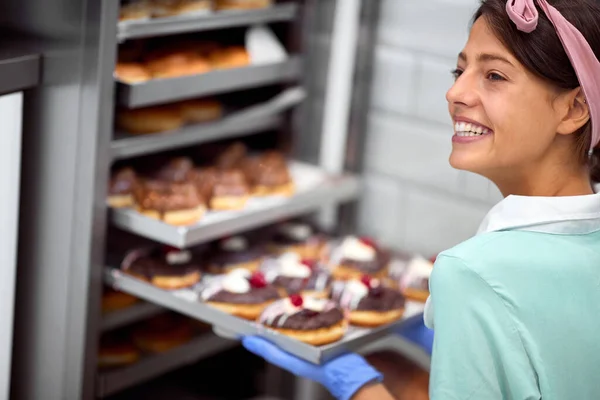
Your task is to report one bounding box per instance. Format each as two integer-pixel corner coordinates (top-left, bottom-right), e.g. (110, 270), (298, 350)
(451, 68), (463, 80)
(487, 72), (505, 82)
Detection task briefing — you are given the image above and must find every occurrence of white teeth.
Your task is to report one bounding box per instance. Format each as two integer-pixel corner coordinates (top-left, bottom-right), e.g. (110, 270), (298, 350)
(475, 126), (483, 134)
(453, 121), (491, 137)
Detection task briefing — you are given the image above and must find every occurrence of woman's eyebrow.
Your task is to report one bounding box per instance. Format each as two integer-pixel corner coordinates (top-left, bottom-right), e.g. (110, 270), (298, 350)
(458, 52), (515, 67)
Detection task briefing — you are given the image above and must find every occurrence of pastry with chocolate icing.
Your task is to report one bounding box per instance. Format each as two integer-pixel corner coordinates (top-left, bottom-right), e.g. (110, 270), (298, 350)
(210, 169), (250, 210)
(133, 178), (205, 225)
(331, 276), (405, 327)
(153, 157), (195, 183)
(98, 332), (140, 368)
(123, 246), (202, 289)
(132, 314), (193, 353)
(329, 236), (391, 280)
(101, 287), (139, 313)
(258, 295), (346, 345)
(396, 256), (433, 303)
(243, 151), (295, 197)
(268, 222), (327, 260)
(266, 253), (332, 298)
(201, 269), (281, 320)
(207, 236), (263, 274)
(108, 167), (138, 208)
(215, 142), (247, 170)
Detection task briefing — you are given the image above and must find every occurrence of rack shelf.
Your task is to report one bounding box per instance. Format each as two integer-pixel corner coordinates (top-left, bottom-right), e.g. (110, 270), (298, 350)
(118, 57), (303, 108)
(96, 333), (238, 397)
(117, 3), (299, 41)
(101, 302), (164, 332)
(110, 161), (360, 248)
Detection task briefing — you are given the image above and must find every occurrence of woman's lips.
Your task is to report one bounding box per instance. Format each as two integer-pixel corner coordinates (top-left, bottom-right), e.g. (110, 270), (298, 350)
(452, 119), (493, 144)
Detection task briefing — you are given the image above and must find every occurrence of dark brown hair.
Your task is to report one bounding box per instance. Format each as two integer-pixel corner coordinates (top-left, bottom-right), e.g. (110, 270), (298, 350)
(474, 0), (600, 182)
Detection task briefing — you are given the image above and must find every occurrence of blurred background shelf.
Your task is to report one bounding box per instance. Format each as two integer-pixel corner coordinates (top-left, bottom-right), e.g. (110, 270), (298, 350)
(101, 302), (164, 332)
(117, 3), (299, 41)
(117, 57), (303, 108)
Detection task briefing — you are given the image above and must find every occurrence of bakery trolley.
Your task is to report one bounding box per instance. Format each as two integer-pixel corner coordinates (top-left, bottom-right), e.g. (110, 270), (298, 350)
(1, 0), (429, 399)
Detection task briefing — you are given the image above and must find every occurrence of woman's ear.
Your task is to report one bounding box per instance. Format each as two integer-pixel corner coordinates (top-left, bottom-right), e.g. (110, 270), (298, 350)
(556, 87), (590, 136)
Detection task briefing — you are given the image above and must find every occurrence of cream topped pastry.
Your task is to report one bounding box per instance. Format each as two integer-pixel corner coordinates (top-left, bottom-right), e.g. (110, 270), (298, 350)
(265, 253), (332, 298)
(258, 294), (346, 345)
(329, 236), (391, 280)
(269, 222), (328, 260)
(207, 235), (263, 274)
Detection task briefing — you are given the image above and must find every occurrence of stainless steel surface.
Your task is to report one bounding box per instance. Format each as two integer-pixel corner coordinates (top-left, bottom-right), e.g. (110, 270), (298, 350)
(111, 162), (360, 248)
(118, 57), (303, 108)
(96, 333), (239, 397)
(117, 3), (299, 41)
(101, 302), (164, 332)
(104, 268), (425, 364)
(0, 38), (40, 95)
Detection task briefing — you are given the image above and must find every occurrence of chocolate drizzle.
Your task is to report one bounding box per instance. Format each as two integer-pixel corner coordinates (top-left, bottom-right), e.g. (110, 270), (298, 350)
(205, 286), (280, 304)
(340, 250), (391, 274)
(125, 248), (201, 279)
(267, 308), (344, 330)
(355, 287), (405, 312)
(133, 179), (204, 214)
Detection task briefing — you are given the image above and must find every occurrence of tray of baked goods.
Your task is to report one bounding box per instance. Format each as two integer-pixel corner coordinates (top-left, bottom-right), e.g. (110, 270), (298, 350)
(118, 0), (298, 42)
(108, 143), (360, 248)
(103, 224), (432, 364)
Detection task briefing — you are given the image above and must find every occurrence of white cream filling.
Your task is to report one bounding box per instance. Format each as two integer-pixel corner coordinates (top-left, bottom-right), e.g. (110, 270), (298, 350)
(166, 250), (192, 265)
(221, 268), (251, 293)
(278, 252), (311, 278)
(221, 236), (248, 252)
(279, 223), (312, 241)
(339, 236), (376, 262)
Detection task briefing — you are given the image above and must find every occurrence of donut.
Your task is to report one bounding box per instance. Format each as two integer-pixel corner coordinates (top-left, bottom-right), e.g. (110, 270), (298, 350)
(208, 46), (251, 69)
(215, 0), (273, 10)
(177, 98), (223, 124)
(328, 236), (390, 280)
(98, 334), (140, 368)
(102, 288), (139, 313)
(123, 246), (202, 289)
(132, 314), (193, 353)
(268, 222), (328, 260)
(258, 295), (346, 346)
(144, 50), (211, 79)
(207, 236), (263, 274)
(116, 105), (184, 135)
(152, 157), (195, 183)
(242, 152), (295, 197)
(201, 269), (281, 320)
(107, 167), (138, 208)
(393, 256), (433, 303)
(151, 0), (211, 17)
(133, 179), (205, 225)
(120, 0), (152, 21)
(264, 253), (332, 298)
(114, 62), (151, 84)
(189, 166), (218, 204)
(215, 142), (247, 169)
(331, 276), (405, 327)
(210, 169), (250, 210)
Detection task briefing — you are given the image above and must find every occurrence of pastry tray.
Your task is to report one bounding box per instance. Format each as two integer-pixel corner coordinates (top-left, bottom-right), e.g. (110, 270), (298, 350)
(117, 56), (303, 108)
(117, 3), (299, 42)
(110, 161), (361, 248)
(103, 267), (425, 365)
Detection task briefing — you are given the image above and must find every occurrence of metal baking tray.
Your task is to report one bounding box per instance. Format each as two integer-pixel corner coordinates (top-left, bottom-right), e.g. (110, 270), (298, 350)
(110, 161), (361, 248)
(117, 56), (303, 108)
(103, 268), (425, 365)
(96, 332), (238, 397)
(101, 301), (164, 332)
(111, 86), (306, 160)
(117, 3), (299, 42)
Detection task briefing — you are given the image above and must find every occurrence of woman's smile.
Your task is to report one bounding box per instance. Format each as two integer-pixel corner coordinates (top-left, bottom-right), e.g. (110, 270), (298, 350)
(452, 118), (493, 144)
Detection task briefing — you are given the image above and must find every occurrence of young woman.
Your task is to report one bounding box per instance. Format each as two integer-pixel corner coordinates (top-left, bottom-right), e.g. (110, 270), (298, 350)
(243, 0), (600, 398)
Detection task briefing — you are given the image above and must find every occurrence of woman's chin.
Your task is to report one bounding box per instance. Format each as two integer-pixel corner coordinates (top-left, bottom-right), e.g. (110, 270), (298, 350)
(449, 152), (487, 173)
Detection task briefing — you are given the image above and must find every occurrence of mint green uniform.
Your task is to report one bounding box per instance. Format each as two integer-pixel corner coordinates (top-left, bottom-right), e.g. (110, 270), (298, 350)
(428, 194), (600, 399)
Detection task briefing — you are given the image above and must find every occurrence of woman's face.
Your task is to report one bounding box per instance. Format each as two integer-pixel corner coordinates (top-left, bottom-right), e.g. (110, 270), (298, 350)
(446, 17), (563, 179)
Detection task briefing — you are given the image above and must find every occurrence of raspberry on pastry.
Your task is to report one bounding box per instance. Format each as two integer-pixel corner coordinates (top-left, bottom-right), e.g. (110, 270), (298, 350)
(264, 252), (332, 298)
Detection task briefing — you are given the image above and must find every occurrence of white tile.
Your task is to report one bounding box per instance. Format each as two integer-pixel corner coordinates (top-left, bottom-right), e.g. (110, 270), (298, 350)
(370, 46), (417, 115)
(357, 172), (407, 249)
(415, 55), (454, 125)
(377, 0), (478, 58)
(403, 187), (491, 256)
(364, 113), (461, 194)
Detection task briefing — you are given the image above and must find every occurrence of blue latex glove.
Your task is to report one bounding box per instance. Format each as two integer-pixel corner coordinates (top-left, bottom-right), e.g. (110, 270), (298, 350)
(395, 315), (434, 355)
(242, 336), (383, 400)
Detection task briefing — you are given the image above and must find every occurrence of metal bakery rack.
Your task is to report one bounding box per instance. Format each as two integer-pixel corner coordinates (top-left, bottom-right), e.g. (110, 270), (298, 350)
(5, 1), (430, 400)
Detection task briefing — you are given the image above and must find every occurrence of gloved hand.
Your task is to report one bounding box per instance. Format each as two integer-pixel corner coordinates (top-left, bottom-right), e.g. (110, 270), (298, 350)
(242, 336), (383, 400)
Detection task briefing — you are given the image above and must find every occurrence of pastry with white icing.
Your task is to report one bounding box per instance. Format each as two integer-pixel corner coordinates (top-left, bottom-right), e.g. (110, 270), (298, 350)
(207, 235), (264, 274)
(328, 236), (391, 281)
(266, 252), (332, 298)
(268, 222), (328, 260)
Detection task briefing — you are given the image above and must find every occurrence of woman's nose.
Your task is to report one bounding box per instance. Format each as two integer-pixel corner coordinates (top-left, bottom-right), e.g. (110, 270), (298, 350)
(446, 72), (478, 107)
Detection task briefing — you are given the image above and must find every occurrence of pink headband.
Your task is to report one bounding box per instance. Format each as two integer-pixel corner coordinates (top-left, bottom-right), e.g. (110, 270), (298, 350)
(506, 0), (600, 153)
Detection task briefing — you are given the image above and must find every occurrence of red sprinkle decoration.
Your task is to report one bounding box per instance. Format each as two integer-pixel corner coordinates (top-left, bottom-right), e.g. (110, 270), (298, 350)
(358, 236), (377, 249)
(162, 245), (180, 253)
(289, 294), (304, 307)
(360, 275), (372, 289)
(248, 272), (267, 289)
(300, 259), (317, 270)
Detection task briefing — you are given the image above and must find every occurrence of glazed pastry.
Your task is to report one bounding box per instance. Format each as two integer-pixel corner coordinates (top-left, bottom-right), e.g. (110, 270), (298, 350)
(331, 276), (405, 327)
(98, 333), (140, 368)
(108, 167), (138, 208)
(215, 0), (272, 10)
(201, 269), (281, 320)
(208, 46), (251, 69)
(215, 142), (247, 169)
(265, 253), (332, 298)
(210, 169), (250, 210)
(120, 0), (152, 21)
(207, 236), (263, 274)
(101, 288), (139, 313)
(151, 0), (212, 17)
(123, 246), (202, 289)
(132, 314), (193, 353)
(144, 49), (211, 79)
(178, 98), (223, 123)
(189, 166), (218, 203)
(116, 105), (184, 134)
(152, 157), (195, 183)
(133, 179), (205, 225)
(268, 222), (327, 260)
(243, 151), (295, 197)
(114, 62), (151, 84)
(397, 256), (433, 303)
(258, 295), (346, 346)
(329, 236), (391, 280)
